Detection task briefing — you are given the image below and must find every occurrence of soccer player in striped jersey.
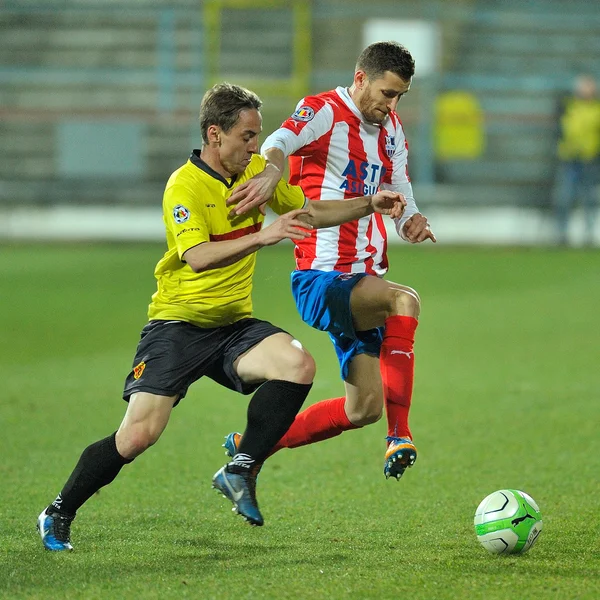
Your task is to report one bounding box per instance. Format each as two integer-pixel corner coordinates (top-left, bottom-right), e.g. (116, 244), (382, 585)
(224, 42), (436, 481)
(36, 82), (406, 550)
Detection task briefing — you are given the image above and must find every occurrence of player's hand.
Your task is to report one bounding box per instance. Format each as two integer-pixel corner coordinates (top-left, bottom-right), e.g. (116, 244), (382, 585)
(227, 163), (281, 217)
(258, 208), (312, 246)
(371, 190), (407, 219)
(402, 213), (437, 243)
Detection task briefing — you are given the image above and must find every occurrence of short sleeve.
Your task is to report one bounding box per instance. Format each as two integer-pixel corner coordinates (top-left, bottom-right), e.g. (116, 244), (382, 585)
(267, 180), (307, 216)
(163, 184), (210, 259)
(261, 96), (334, 157)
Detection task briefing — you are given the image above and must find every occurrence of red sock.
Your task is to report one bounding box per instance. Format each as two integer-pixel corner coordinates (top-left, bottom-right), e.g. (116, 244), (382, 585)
(270, 397), (359, 454)
(380, 315), (418, 440)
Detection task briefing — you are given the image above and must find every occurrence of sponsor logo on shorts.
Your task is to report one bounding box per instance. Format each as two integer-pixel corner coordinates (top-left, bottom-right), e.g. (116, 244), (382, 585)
(336, 273), (356, 281)
(292, 106), (315, 122)
(173, 204), (191, 224)
(133, 361), (146, 380)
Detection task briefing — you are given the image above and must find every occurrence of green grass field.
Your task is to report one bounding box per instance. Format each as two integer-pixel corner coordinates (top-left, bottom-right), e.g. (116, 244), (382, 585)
(1, 243), (599, 599)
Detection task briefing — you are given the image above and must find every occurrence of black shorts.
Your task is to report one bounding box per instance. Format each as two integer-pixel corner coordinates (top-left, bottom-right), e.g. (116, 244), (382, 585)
(123, 318), (287, 405)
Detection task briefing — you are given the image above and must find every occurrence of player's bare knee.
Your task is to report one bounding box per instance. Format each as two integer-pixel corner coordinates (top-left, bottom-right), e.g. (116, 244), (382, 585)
(117, 425), (161, 458)
(389, 287), (420, 318)
(352, 407), (383, 426)
(345, 390), (383, 426)
(282, 347), (316, 384)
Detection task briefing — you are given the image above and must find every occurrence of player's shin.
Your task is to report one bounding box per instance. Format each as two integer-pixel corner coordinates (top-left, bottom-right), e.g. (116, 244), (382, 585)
(48, 432), (133, 516)
(229, 380), (312, 471)
(380, 315), (418, 439)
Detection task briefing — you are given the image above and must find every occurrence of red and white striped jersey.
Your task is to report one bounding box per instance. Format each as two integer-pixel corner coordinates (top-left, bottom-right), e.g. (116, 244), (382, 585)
(262, 86), (419, 275)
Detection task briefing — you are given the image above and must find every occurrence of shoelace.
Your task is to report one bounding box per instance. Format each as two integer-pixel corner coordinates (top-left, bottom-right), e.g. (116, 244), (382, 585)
(240, 471), (259, 505)
(49, 514), (73, 542)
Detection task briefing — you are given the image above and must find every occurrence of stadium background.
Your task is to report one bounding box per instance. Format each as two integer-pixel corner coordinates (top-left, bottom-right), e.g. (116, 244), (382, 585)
(1, 2), (599, 600)
(1, 0), (599, 244)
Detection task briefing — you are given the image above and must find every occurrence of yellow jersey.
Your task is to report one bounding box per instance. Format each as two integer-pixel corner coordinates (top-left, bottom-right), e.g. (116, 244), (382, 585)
(558, 97), (600, 161)
(148, 150), (306, 328)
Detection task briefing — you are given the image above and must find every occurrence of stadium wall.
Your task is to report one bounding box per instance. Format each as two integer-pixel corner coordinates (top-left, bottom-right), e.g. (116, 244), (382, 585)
(1, 203), (595, 246)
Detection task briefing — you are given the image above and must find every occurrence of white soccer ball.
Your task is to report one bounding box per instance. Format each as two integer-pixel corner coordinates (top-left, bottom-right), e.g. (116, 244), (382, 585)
(474, 489), (542, 555)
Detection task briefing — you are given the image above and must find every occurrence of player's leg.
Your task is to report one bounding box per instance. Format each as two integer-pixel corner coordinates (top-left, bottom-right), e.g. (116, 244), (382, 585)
(221, 272), (417, 476)
(232, 331), (315, 464)
(224, 347), (400, 457)
(350, 276), (420, 479)
(272, 352), (381, 450)
(212, 323), (314, 525)
(224, 272), (379, 458)
(262, 271), (375, 451)
(38, 320), (204, 550)
(38, 392), (177, 551)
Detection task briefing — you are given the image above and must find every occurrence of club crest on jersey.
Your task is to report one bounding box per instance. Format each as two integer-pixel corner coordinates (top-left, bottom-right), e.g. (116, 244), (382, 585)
(385, 135), (396, 158)
(133, 361), (146, 380)
(173, 204), (190, 224)
(292, 106), (314, 122)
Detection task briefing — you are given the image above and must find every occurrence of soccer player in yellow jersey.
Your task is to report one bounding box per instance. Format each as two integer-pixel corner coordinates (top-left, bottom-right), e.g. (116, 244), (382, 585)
(37, 83), (406, 550)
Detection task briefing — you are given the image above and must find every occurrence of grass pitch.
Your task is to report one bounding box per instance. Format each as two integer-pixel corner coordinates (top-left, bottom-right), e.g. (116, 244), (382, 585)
(1, 243), (599, 599)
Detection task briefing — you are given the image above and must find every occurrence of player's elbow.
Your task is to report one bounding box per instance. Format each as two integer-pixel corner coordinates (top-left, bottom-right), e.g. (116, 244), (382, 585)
(183, 244), (210, 272)
(187, 260), (209, 273)
(183, 256), (207, 273)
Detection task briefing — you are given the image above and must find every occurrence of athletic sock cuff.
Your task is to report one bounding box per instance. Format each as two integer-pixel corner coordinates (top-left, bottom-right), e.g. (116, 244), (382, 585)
(327, 397), (359, 430)
(269, 380), (313, 395)
(384, 315), (418, 341)
(108, 432), (135, 465)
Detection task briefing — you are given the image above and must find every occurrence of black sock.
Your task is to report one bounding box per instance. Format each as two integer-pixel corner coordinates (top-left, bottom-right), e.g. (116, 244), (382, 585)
(50, 432), (132, 516)
(230, 380), (312, 470)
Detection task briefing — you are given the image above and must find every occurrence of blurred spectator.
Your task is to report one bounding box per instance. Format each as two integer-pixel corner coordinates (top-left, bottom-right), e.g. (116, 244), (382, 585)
(554, 74), (600, 246)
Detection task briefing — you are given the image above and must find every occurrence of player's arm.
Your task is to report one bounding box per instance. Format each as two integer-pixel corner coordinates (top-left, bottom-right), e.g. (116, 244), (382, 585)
(299, 191), (406, 229)
(381, 122), (436, 244)
(183, 210), (312, 273)
(165, 184), (307, 273)
(225, 146), (286, 218)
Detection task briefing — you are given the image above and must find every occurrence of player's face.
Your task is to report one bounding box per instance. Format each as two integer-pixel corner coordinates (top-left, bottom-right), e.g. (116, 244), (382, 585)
(355, 70), (411, 124)
(219, 108), (262, 176)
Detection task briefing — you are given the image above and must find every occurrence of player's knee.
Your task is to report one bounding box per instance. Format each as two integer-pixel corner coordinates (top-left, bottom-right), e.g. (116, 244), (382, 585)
(389, 287), (420, 318)
(117, 424), (162, 459)
(345, 391), (383, 426)
(351, 404), (383, 426)
(275, 345), (316, 384)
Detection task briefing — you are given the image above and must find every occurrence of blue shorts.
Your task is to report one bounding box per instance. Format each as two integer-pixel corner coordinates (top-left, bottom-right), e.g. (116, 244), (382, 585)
(291, 269), (383, 381)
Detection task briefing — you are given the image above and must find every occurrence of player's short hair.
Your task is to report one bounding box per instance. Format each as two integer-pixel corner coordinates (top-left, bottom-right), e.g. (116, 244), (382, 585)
(199, 83), (262, 144)
(356, 41), (415, 82)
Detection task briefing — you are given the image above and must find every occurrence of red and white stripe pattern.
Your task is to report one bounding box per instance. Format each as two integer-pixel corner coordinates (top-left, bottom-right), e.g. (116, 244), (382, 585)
(262, 87), (417, 276)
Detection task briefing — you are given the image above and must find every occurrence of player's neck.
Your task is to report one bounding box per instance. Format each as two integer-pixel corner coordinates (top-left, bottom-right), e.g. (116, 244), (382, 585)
(200, 147), (235, 180)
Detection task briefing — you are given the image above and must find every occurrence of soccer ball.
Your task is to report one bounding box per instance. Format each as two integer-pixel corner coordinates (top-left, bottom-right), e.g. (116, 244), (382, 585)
(474, 489), (542, 555)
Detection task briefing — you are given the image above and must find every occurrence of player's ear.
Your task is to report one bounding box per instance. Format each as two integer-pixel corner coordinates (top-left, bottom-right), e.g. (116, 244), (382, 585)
(207, 125), (221, 146)
(354, 70), (367, 90)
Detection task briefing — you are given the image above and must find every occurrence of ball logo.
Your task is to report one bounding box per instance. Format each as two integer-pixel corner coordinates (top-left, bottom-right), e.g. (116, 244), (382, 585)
(133, 361), (146, 380)
(173, 204), (191, 224)
(474, 489), (542, 555)
(292, 106), (315, 122)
